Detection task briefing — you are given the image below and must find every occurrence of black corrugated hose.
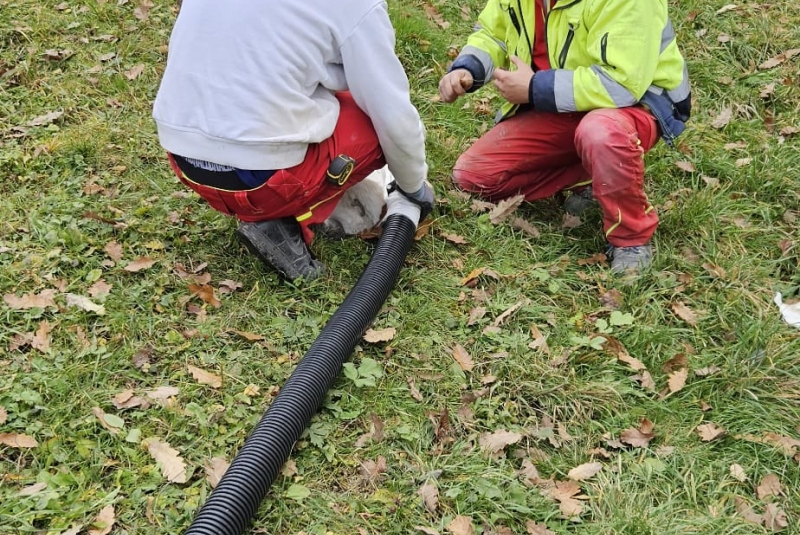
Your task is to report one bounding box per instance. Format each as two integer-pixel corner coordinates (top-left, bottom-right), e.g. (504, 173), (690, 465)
(185, 213), (417, 535)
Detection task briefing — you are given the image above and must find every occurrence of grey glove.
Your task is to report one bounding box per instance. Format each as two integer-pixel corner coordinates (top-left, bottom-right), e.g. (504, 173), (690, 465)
(394, 181), (434, 223)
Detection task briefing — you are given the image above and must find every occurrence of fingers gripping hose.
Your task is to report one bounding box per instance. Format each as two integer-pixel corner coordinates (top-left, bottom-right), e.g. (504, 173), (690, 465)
(185, 213), (418, 535)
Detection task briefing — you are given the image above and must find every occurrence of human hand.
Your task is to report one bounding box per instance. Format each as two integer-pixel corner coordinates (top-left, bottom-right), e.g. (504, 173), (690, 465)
(492, 55), (533, 105)
(385, 180), (435, 226)
(438, 69), (474, 103)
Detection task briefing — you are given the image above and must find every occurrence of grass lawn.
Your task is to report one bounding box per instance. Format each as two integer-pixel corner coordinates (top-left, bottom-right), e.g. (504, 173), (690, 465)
(1, 0), (799, 534)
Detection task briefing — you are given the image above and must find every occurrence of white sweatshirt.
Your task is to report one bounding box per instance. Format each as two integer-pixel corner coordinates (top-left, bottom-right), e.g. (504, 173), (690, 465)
(153, 0), (427, 193)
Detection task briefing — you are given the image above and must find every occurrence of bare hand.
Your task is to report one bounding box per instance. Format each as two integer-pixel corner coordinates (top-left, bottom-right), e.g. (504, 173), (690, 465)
(438, 69), (474, 103)
(493, 56), (534, 105)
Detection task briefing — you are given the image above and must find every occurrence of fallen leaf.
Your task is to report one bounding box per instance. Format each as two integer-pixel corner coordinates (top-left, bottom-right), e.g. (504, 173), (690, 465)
(407, 377), (424, 402)
(418, 482), (439, 514)
(27, 110), (64, 126)
(124, 63), (145, 80)
(188, 283), (222, 308)
(567, 462), (602, 481)
(452, 344), (474, 372)
(188, 364), (222, 388)
(218, 279), (243, 294)
(667, 368), (689, 394)
(735, 157), (752, 167)
(66, 293), (106, 315)
(715, 4), (738, 14)
(92, 407), (123, 435)
(518, 459), (541, 485)
(479, 429), (523, 454)
(0, 433), (38, 448)
(31, 320), (52, 352)
(620, 418), (655, 448)
(511, 217), (541, 237)
(710, 107), (733, 129)
(204, 457), (230, 488)
(415, 528), (441, 535)
(760, 82), (777, 99)
(145, 438), (188, 483)
(561, 213), (583, 229)
(145, 386), (179, 401)
(355, 414), (386, 447)
(441, 232), (468, 244)
(18, 482), (48, 496)
(545, 480), (585, 517)
(88, 280), (113, 298)
(489, 194), (525, 224)
(671, 302), (699, 326)
(675, 160), (696, 172)
(526, 522), (556, 535)
(363, 327), (396, 343)
(446, 515), (475, 535)
(460, 267), (486, 286)
(529, 324), (550, 354)
(124, 257), (156, 272)
(4, 289), (57, 310)
(467, 306), (487, 326)
(730, 463), (747, 482)
(111, 389), (149, 410)
(104, 241), (123, 262)
(0, 406), (6, 424)
(696, 423), (725, 442)
(695, 366), (721, 377)
(764, 503), (789, 532)
(358, 455), (387, 487)
(734, 497), (764, 525)
(88, 505), (115, 535)
(756, 473), (783, 499)
(133, 0), (153, 21)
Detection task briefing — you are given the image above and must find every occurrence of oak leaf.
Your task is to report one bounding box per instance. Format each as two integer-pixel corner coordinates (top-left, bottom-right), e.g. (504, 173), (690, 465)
(363, 327), (396, 343)
(188, 364), (222, 388)
(145, 438), (188, 483)
(204, 457), (230, 488)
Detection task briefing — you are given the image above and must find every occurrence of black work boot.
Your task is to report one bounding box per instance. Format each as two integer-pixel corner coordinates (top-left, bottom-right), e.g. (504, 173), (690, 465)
(235, 218), (325, 281)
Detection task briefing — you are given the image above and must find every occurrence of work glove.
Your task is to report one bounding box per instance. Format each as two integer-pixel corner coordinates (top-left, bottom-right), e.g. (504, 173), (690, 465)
(384, 180), (434, 227)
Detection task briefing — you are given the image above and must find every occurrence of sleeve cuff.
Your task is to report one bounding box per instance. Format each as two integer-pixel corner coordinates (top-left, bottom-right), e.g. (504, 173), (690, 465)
(531, 69), (557, 112)
(449, 54), (486, 91)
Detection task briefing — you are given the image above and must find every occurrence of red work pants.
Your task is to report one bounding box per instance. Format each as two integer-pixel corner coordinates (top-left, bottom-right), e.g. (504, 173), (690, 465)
(452, 107), (659, 247)
(169, 92), (385, 244)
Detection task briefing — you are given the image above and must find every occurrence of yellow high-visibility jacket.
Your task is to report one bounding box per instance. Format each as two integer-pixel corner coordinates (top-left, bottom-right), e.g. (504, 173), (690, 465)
(450, 0), (691, 143)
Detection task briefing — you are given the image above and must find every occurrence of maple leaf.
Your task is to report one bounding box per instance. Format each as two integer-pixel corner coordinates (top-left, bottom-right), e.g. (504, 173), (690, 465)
(4, 289), (57, 310)
(145, 438), (188, 483)
(671, 301), (699, 326)
(188, 283), (222, 308)
(620, 418), (655, 448)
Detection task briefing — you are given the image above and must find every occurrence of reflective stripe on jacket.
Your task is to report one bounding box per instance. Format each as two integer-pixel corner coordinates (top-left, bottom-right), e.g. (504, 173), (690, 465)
(450, 0), (691, 143)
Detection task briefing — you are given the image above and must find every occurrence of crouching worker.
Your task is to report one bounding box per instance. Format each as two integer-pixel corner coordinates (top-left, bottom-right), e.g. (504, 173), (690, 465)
(153, 0), (433, 281)
(438, 0), (690, 275)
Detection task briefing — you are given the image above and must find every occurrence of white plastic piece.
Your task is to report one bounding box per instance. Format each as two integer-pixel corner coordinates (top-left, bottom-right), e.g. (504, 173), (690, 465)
(774, 292), (800, 328)
(383, 189), (421, 227)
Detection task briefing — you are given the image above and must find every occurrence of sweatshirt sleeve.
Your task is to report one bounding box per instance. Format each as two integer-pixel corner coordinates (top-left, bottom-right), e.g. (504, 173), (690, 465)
(340, 3), (427, 193)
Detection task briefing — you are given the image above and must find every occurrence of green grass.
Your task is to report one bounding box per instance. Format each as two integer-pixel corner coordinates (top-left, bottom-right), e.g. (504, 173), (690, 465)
(1, 0), (799, 534)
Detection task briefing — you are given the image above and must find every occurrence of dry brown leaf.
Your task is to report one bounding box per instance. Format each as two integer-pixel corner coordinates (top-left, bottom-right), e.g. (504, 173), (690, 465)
(3, 289), (57, 310)
(88, 505), (115, 535)
(467, 306), (487, 326)
(460, 267), (486, 286)
(104, 241), (123, 262)
(620, 418), (655, 448)
(358, 455), (387, 486)
(204, 457), (230, 488)
(363, 327), (396, 343)
(188, 364), (222, 388)
(452, 344), (474, 372)
(696, 423), (725, 442)
(667, 368), (689, 394)
(188, 283), (222, 308)
(124, 64), (145, 80)
(88, 280), (113, 298)
(758, 48), (800, 70)
(764, 503), (788, 532)
(0, 406), (7, 425)
(489, 194), (525, 224)
(27, 110), (64, 126)
(511, 217), (541, 237)
(446, 515), (475, 535)
(355, 414), (385, 448)
(31, 320), (52, 352)
(441, 232), (468, 245)
(145, 438), (188, 483)
(671, 301), (699, 326)
(124, 257), (156, 272)
(66, 293), (106, 315)
(756, 473), (783, 499)
(561, 213), (583, 229)
(0, 433), (38, 448)
(18, 482), (48, 497)
(633, 371), (657, 391)
(415, 528), (441, 535)
(730, 463), (747, 482)
(711, 107), (733, 129)
(518, 459), (541, 486)
(407, 377), (424, 402)
(567, 462), (602, 481)
(734, 497), (764, 525)
(674, 160), (696, 173)
(231, 330), (265, 342)
(111, 389), (149, 410)
(529, 324), (550, 355)
(735, 157), (752, 167)
(695, 366), (721, 377)
(479, 429), (523, 454)
(526, 522), (556, 535)
(418, 481), (439, 514)
(545, 480), (585, 517)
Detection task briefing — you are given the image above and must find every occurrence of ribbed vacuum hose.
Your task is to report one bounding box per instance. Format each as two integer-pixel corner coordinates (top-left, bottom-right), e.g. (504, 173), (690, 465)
(185, 213), (417, 535)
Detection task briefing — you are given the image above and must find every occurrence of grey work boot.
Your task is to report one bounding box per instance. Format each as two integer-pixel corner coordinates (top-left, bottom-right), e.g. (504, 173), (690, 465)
(607, 244), (653, 275)
(235, 219), (325, 281)
(564, 186), (595, 216)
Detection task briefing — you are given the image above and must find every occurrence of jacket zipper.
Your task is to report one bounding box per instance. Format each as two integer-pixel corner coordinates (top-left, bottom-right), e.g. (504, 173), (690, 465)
(508, 6), (522, 37)
(558, 23), (575, 68)
(515, 0), (533, 56)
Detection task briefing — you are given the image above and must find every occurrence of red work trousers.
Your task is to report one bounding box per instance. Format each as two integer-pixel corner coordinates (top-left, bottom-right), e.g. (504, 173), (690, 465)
(452, 107), (659, 247)
(168, 92), (385, 244)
